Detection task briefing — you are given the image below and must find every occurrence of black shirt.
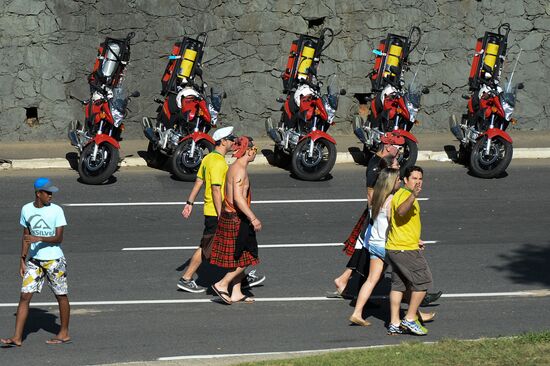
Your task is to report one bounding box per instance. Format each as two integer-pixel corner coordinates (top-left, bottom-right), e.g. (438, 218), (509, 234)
(366, 154), (382, 188)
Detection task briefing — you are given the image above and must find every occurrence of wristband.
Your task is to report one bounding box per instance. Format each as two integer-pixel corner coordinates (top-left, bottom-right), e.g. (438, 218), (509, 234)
(251, 217), (257, 223)
(186, 201), (194, 206)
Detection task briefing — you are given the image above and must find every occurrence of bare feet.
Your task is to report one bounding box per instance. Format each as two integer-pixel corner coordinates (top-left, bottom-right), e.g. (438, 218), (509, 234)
(1, 338), (22, 347)
(333, 278), (347, 295)
(46, 337), (72, 345)
(349, 315), (371, 326)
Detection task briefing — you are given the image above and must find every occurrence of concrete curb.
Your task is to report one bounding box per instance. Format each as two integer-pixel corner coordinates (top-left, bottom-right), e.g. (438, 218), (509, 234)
(2, 148), (550, 170)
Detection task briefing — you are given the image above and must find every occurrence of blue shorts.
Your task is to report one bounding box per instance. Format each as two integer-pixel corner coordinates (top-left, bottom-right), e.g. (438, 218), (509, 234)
(368, 244), (385, 260)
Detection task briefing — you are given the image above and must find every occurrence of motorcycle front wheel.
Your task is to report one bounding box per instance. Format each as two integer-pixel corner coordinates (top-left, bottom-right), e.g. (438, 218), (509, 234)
(171, 139), (214, 181)
(78, 142), (119, 185)
(397, 137), (418, 176)
(469, 136), (513, 178)
(291, 138), (336, 181)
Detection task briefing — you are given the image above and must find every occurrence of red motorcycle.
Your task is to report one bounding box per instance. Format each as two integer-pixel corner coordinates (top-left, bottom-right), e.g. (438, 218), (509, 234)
(68, 33), (138, 185)
(142, 33), (224, 181)
(450, 23), (523, 178)
(266, 28), (345, 181)
(353, 27), (428, 174)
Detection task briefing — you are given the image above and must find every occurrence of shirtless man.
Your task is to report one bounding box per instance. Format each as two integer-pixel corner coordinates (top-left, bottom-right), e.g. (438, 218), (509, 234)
(209, 136), (262, 304)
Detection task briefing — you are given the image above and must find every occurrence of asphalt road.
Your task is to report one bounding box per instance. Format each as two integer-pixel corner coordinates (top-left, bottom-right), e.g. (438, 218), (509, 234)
(1, 161), (549, 365)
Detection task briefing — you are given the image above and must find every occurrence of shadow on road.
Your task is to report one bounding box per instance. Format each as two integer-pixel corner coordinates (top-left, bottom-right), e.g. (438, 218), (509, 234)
(20, 308), (60, 342)
(493, 242), (550, 287)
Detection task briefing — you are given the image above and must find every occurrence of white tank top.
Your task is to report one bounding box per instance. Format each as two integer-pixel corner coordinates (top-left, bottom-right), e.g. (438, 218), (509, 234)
(368, 195), (392, 248)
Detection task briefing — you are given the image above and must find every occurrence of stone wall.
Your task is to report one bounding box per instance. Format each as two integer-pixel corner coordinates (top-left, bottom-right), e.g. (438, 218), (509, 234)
(0, 0), (548, 141)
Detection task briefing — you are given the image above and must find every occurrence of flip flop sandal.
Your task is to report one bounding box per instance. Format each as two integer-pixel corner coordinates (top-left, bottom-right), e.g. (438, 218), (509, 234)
(46, 338), (72, 345)
(234, 296), (255, 304)
(1, 339), (21, 347)
(211, 285), (232, 305)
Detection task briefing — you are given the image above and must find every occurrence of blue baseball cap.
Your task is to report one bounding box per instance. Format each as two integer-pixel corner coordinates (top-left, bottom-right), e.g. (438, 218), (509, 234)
(34, 177), (59, 193)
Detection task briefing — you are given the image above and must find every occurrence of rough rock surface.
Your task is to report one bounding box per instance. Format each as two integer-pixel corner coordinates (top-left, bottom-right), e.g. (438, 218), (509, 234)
(0, 0), (548, 141)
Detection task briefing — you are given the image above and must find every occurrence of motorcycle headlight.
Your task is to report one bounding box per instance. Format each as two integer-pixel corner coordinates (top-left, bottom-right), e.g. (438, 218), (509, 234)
(406, 100), (419, 123)
(208, 103), (219, 126)
(110, 105), (124, 127)
(500, 93), (515, 121)
(501, 100), (514, 121)
(322, 95), (336, 124)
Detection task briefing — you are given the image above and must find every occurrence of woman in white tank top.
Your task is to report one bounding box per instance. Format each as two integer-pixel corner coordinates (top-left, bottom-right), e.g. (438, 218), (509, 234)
(349, 168), (401, 326)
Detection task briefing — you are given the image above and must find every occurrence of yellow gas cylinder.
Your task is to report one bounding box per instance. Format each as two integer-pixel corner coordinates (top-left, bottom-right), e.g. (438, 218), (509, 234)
(297, 42), (315, 80)
(484, 42), (500, 70)
(178, 46), (198, 79)
(384, 43), (403, 77)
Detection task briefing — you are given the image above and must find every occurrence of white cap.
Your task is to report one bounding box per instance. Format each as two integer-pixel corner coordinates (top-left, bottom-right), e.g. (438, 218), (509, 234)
(212, 126), (236, 142)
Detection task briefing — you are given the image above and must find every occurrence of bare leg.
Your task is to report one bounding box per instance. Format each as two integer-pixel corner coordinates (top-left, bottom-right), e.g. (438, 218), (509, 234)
(181, 248), (202, 281)
(389, 290), (403, 326)
(0, 292), (33, 346)
(351, 258), (384, 320)
(334, 268), (352, 293)
(50, 294), (70, 342)
(214, 267), (245, 295)
(229, 271), (248, 302)
(405, 291), (426, 321)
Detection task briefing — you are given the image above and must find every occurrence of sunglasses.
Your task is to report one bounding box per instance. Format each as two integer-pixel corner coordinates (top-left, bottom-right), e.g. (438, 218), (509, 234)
(249, 146), (258, 153)
(39, 190), (53, 195)
(223, 135), (237, 142)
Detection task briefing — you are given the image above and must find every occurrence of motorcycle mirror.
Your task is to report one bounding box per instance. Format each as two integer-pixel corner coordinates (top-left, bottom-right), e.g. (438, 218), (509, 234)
(461, 94), (470, 100)
(517, 82), (524, 90)
(223, 92), (227, 99)
(131, 91), (140, 98)
(422, 87), (430, 95)
(340, 88), (347, 96)
(276, 97), (285, 103)
(154, 98), (163, 104)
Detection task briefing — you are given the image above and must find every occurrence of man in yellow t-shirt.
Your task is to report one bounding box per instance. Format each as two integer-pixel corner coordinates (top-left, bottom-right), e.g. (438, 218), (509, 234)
(386, 166), (434, 336)
(177, 126), (235, 293)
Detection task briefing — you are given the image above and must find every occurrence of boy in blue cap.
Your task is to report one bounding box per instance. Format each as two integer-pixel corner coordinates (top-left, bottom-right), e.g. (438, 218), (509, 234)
(1, 178), (71, 347)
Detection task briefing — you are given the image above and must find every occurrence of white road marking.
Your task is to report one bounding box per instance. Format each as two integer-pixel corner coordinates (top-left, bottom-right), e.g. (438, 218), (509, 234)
(121, 241), (439, 251)
(0, 290), (546, 308)
(63, 198), (429, 207)
(158, 345), (407, 361)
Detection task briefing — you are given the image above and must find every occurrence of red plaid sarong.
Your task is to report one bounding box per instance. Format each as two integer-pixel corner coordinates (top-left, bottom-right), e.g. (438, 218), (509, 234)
(210, 211), (259, 269)
(342, 207), (369, 256)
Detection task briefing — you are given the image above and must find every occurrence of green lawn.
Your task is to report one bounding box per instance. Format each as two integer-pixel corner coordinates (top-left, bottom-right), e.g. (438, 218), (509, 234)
(238, 331), (550, 366)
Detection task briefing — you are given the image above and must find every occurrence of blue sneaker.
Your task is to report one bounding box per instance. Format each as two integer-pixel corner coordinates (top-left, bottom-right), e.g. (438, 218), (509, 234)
(387, 323), (403, 335)
(401, 318), (428, 335)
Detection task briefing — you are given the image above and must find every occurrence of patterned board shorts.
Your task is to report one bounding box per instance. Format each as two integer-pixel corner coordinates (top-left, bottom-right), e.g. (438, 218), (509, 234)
(21, 257), (68, 295)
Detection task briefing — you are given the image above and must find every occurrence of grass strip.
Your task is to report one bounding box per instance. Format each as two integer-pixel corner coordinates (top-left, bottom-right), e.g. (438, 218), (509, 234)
(237, 331), (550, 366)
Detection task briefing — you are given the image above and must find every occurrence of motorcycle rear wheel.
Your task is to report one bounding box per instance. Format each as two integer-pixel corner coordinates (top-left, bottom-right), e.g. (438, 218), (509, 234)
(469, 136), (513, 178)
(171, 139), (214, 181)
(291, 138), (336, 181)
(397, 137), (418, 176)
(78, 142), (119, 185)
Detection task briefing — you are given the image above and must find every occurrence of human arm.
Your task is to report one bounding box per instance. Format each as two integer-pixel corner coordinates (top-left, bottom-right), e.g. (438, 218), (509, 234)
(182, 178), (204, 218)
(232, 174), (261, 231)
(211, 184), (222, 217)
(24, 226), (64, 244)
(367, 187), (374, 204)
(20, 228), (31, 277)
(396, 185), (421, 217)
